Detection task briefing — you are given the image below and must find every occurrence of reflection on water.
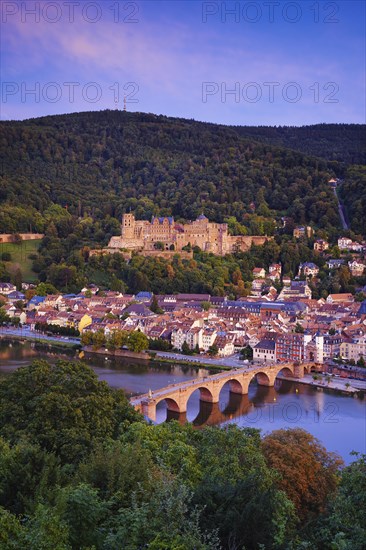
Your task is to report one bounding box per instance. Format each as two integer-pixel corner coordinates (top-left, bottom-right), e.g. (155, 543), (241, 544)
(157, 381), (323, 426)
(0, 340), (365, 463)
(156, 378), (366, 464)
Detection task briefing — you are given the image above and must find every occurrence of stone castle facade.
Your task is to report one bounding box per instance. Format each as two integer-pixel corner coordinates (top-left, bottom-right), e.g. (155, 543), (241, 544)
(107, 213), (270, 256)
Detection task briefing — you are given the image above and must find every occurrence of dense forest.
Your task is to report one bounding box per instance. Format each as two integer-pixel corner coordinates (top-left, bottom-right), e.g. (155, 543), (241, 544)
(0, 360), (365, 550)
(231, 123), (366, 166)
(338, 164), (366, 235)
(1, 111), (356, 232)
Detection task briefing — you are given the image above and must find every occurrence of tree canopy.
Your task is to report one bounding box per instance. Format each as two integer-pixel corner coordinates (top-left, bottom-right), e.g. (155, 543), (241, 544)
(0, 360), (139, 463)
(0, 358), (362, 549)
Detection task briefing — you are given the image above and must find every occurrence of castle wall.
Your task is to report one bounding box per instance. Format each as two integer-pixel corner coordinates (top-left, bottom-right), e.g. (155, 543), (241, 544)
(226, 235), (270, 253)
(108, 214), (271, 257)
(109, 236), (144, 250)
(0, 233), (44, 243)
(140, 250), (193, 260)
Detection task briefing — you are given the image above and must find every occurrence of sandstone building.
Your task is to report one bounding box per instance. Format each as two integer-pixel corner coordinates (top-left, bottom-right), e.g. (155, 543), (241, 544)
(107, 213), (270, 256)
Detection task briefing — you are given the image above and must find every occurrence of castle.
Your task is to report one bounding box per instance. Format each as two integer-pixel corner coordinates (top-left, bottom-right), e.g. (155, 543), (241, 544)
(106, 213), (270, 256)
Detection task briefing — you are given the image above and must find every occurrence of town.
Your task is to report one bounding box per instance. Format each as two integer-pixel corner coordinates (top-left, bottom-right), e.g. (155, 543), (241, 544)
(1, 233), (366, 377)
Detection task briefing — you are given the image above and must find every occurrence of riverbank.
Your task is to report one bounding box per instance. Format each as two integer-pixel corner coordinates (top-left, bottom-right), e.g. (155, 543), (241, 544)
(153, 350), (243, 370)
(278, 373), (366, 396)
(149, 354), (230, 372)
(81, 346), (238, 371)
(83, 346), (150, 361)
(0, 332), (79, 350)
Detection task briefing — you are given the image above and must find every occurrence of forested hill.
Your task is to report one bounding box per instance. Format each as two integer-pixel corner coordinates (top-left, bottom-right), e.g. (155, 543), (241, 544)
(230, 123), (366, 166)
(0, 110), (364, 234)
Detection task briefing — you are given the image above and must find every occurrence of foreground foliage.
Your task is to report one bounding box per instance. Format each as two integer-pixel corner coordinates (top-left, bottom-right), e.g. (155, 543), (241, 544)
(0, 360), (364, 549)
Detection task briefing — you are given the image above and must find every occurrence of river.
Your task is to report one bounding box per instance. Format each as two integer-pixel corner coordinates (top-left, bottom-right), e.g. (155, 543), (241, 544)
(0, 340), (365, 464)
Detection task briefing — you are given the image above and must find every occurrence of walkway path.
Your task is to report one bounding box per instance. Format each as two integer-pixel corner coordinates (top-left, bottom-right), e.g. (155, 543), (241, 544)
(334, 186), (349, 230)
(0, 326), (80, 345)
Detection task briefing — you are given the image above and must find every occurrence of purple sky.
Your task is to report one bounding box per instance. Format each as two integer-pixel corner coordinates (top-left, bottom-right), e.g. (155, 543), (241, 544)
(1, 0), (365, 125)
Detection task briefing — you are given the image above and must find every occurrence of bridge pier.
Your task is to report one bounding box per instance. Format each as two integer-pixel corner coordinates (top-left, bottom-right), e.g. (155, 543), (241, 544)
(167, 409), (187, 425)
(141, 399), (157, 422)
(293, 363), (305, 378)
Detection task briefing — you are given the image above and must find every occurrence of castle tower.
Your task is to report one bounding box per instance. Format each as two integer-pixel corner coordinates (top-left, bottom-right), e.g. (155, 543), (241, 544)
(122, 213), (135, 239)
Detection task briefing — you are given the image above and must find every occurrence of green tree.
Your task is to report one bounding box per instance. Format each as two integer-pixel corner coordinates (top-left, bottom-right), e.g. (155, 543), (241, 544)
(92, 328), (106, 350)
(295, 322), (304, 333)
(104, 478), (220, 550)
(0, 506), (24, 549)
(0, 307), (10, 326)
(327, 454), (366, 549)
(110, 274), (125, 293)
(0, 360), (139, 463)
(0, 437), (62, 516)
(23, 503), (70, 550)
(201, 301), (211, 311)
(107, 329), (128, 350)
(35, 282), (58, 296)
(196, 476), (295, 550)
(57, 483), (106, 549)
(11, 268), (23, 291)
(208, 344), (219, 357)
(80, 331), (93, 346)
(304, 454), (366, 550)
(240, 345), (253, 360)
(10, 317), (20, 328)
(127, 331), (149, 353)
(150, 294), (163, 314)
(181, 341), (191, 355)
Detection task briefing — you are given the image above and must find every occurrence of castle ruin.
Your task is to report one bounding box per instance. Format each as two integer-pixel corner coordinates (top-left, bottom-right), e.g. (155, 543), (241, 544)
(107, 213), (270, 256)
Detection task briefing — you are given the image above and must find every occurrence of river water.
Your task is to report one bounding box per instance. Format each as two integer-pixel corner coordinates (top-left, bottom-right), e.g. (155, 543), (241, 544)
(0, 340), (365, 464)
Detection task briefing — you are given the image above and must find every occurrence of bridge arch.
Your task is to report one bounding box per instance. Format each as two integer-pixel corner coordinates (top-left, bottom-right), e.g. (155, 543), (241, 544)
(164, 397), (181, 413)
(217, 377), (245, 399)
(253, 371), (272, 386)
(184, 385), (215, 411)
(183, 385), (216, 423)
(277, 365), (294, 378)
(154, 396), (181, 421)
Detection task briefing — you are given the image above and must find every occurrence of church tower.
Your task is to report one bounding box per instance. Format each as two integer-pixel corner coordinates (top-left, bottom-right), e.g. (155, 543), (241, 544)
(122, 213), (135, 239)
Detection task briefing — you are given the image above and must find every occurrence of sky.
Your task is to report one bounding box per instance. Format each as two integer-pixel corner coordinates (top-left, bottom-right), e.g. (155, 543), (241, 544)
(1, 0), (365, 125)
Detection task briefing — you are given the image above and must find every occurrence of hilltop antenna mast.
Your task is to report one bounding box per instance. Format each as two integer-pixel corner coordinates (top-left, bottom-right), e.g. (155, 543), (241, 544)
(123, 95), (127, 112)
(114, 97), (119, 111)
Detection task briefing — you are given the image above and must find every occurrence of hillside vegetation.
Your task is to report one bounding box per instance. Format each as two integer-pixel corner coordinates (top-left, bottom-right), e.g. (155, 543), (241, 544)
(1, 111), (357, 234)
(0, 240), (42, 283)
(231, 123), (366, 165)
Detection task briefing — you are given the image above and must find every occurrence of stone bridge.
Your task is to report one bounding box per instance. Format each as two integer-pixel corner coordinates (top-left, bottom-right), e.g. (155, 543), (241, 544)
(130, 362), (321, 422)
